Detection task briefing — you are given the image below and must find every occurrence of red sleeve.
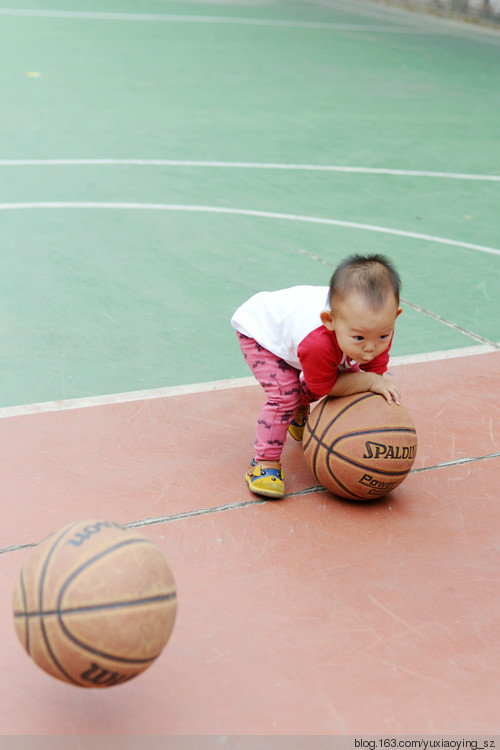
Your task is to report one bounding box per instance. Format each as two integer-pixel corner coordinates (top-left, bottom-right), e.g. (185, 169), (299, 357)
(297, 327), (343, 397)
(298, 328), (394, 395)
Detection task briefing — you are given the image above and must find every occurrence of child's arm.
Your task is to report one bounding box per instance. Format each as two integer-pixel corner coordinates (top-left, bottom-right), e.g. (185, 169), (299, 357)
(328, 371), (401, 405)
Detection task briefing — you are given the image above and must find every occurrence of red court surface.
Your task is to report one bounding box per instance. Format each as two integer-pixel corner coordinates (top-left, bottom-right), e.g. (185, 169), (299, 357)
(0, 351), (499, 736)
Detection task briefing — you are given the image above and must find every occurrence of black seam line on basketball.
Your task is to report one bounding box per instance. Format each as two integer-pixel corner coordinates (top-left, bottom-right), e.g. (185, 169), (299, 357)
(323, 452), (412, 478)
(325, 426), (417, 443)
(302, 395), (327, 454)
(318, 469), (362, 500)
(55, 538), (157, 615)
(38, 521), (84, 685)
(303, 395), (330, 453)
(33, 527), (151, 685)
(55, 593), (175, 666)
(313, 427), (417, 478)
(53, 536), (182, 667)
(306, 394), (372, 471)
(19, 567), (30, 654)
(298, 249), (499, 349)
(13, 592), (177, 619)
(310, 394), (376, 477)
(52, 640), (157, 666)
(36, 622), (160, 667)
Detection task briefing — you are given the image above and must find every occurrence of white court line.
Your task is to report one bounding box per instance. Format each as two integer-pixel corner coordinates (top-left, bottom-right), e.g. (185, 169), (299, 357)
(1, 159), (499, 182)
(0, 344), (497, 420)
(2, 5), (499, 47)
(1, 202), (499, 257)
(0, 8), (440, 32)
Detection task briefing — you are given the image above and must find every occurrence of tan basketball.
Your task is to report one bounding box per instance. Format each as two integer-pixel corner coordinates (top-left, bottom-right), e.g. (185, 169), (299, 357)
(303, 393), (417, 500)
(12, 520), (177, 688)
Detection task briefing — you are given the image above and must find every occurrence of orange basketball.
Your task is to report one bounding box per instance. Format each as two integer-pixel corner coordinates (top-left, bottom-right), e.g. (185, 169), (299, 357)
(303, 393), (417, 500)
(12, 520), (177, 688)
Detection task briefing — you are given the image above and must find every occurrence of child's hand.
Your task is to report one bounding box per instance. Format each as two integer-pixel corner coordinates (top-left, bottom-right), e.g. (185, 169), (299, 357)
(368, 373), (401, 406)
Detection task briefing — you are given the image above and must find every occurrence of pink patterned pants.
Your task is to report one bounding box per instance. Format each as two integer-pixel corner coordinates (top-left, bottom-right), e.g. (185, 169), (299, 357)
(237, 332), (319, 462)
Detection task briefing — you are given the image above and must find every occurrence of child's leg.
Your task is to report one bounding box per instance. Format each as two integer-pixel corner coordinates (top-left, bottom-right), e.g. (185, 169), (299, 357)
(287, 376), (321, 441)
(237, 333), (301, 462)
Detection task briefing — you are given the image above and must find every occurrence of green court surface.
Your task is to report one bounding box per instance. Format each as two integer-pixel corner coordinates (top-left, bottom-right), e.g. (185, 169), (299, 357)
(0, 0), (499, 408)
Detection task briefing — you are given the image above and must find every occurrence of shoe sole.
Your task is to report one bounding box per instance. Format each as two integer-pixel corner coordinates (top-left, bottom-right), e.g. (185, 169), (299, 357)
(245, 476), (284, 500)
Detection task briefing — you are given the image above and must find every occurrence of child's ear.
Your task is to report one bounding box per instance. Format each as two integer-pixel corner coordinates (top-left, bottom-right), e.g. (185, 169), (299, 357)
(320, 310), (335, 331)
(396, 307), (403, 318)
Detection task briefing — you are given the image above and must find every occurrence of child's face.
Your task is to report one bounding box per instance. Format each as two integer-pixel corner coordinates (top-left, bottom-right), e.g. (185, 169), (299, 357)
(321, 292), (402, 364)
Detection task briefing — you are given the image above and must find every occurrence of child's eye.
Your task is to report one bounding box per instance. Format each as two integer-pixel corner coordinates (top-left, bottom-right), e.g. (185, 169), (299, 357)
(354, 336), (364, 341)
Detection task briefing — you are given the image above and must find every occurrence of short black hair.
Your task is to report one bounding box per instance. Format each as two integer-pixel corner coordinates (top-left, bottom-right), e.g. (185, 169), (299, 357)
(329, 253), (400, 308)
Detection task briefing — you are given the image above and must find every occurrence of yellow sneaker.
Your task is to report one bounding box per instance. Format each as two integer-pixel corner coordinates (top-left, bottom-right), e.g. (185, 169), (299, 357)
(287, 406), (310, 441)
(245, 459), (285, 499)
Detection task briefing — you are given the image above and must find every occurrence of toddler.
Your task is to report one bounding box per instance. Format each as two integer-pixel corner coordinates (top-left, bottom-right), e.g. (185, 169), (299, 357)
(231, 253), (402, 499)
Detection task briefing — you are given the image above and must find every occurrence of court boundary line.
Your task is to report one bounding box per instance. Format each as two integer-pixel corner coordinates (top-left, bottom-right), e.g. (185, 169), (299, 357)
(0, 5), (497, 37)
(0, 8), (444, 33)
(1, 202), (499, 257)
(1, 160), (499, 182)
(1, 4), (499, 45)
(1, 450), (498, 557)
(0, 344), (497, 420)
(2, 2), (499, 54)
